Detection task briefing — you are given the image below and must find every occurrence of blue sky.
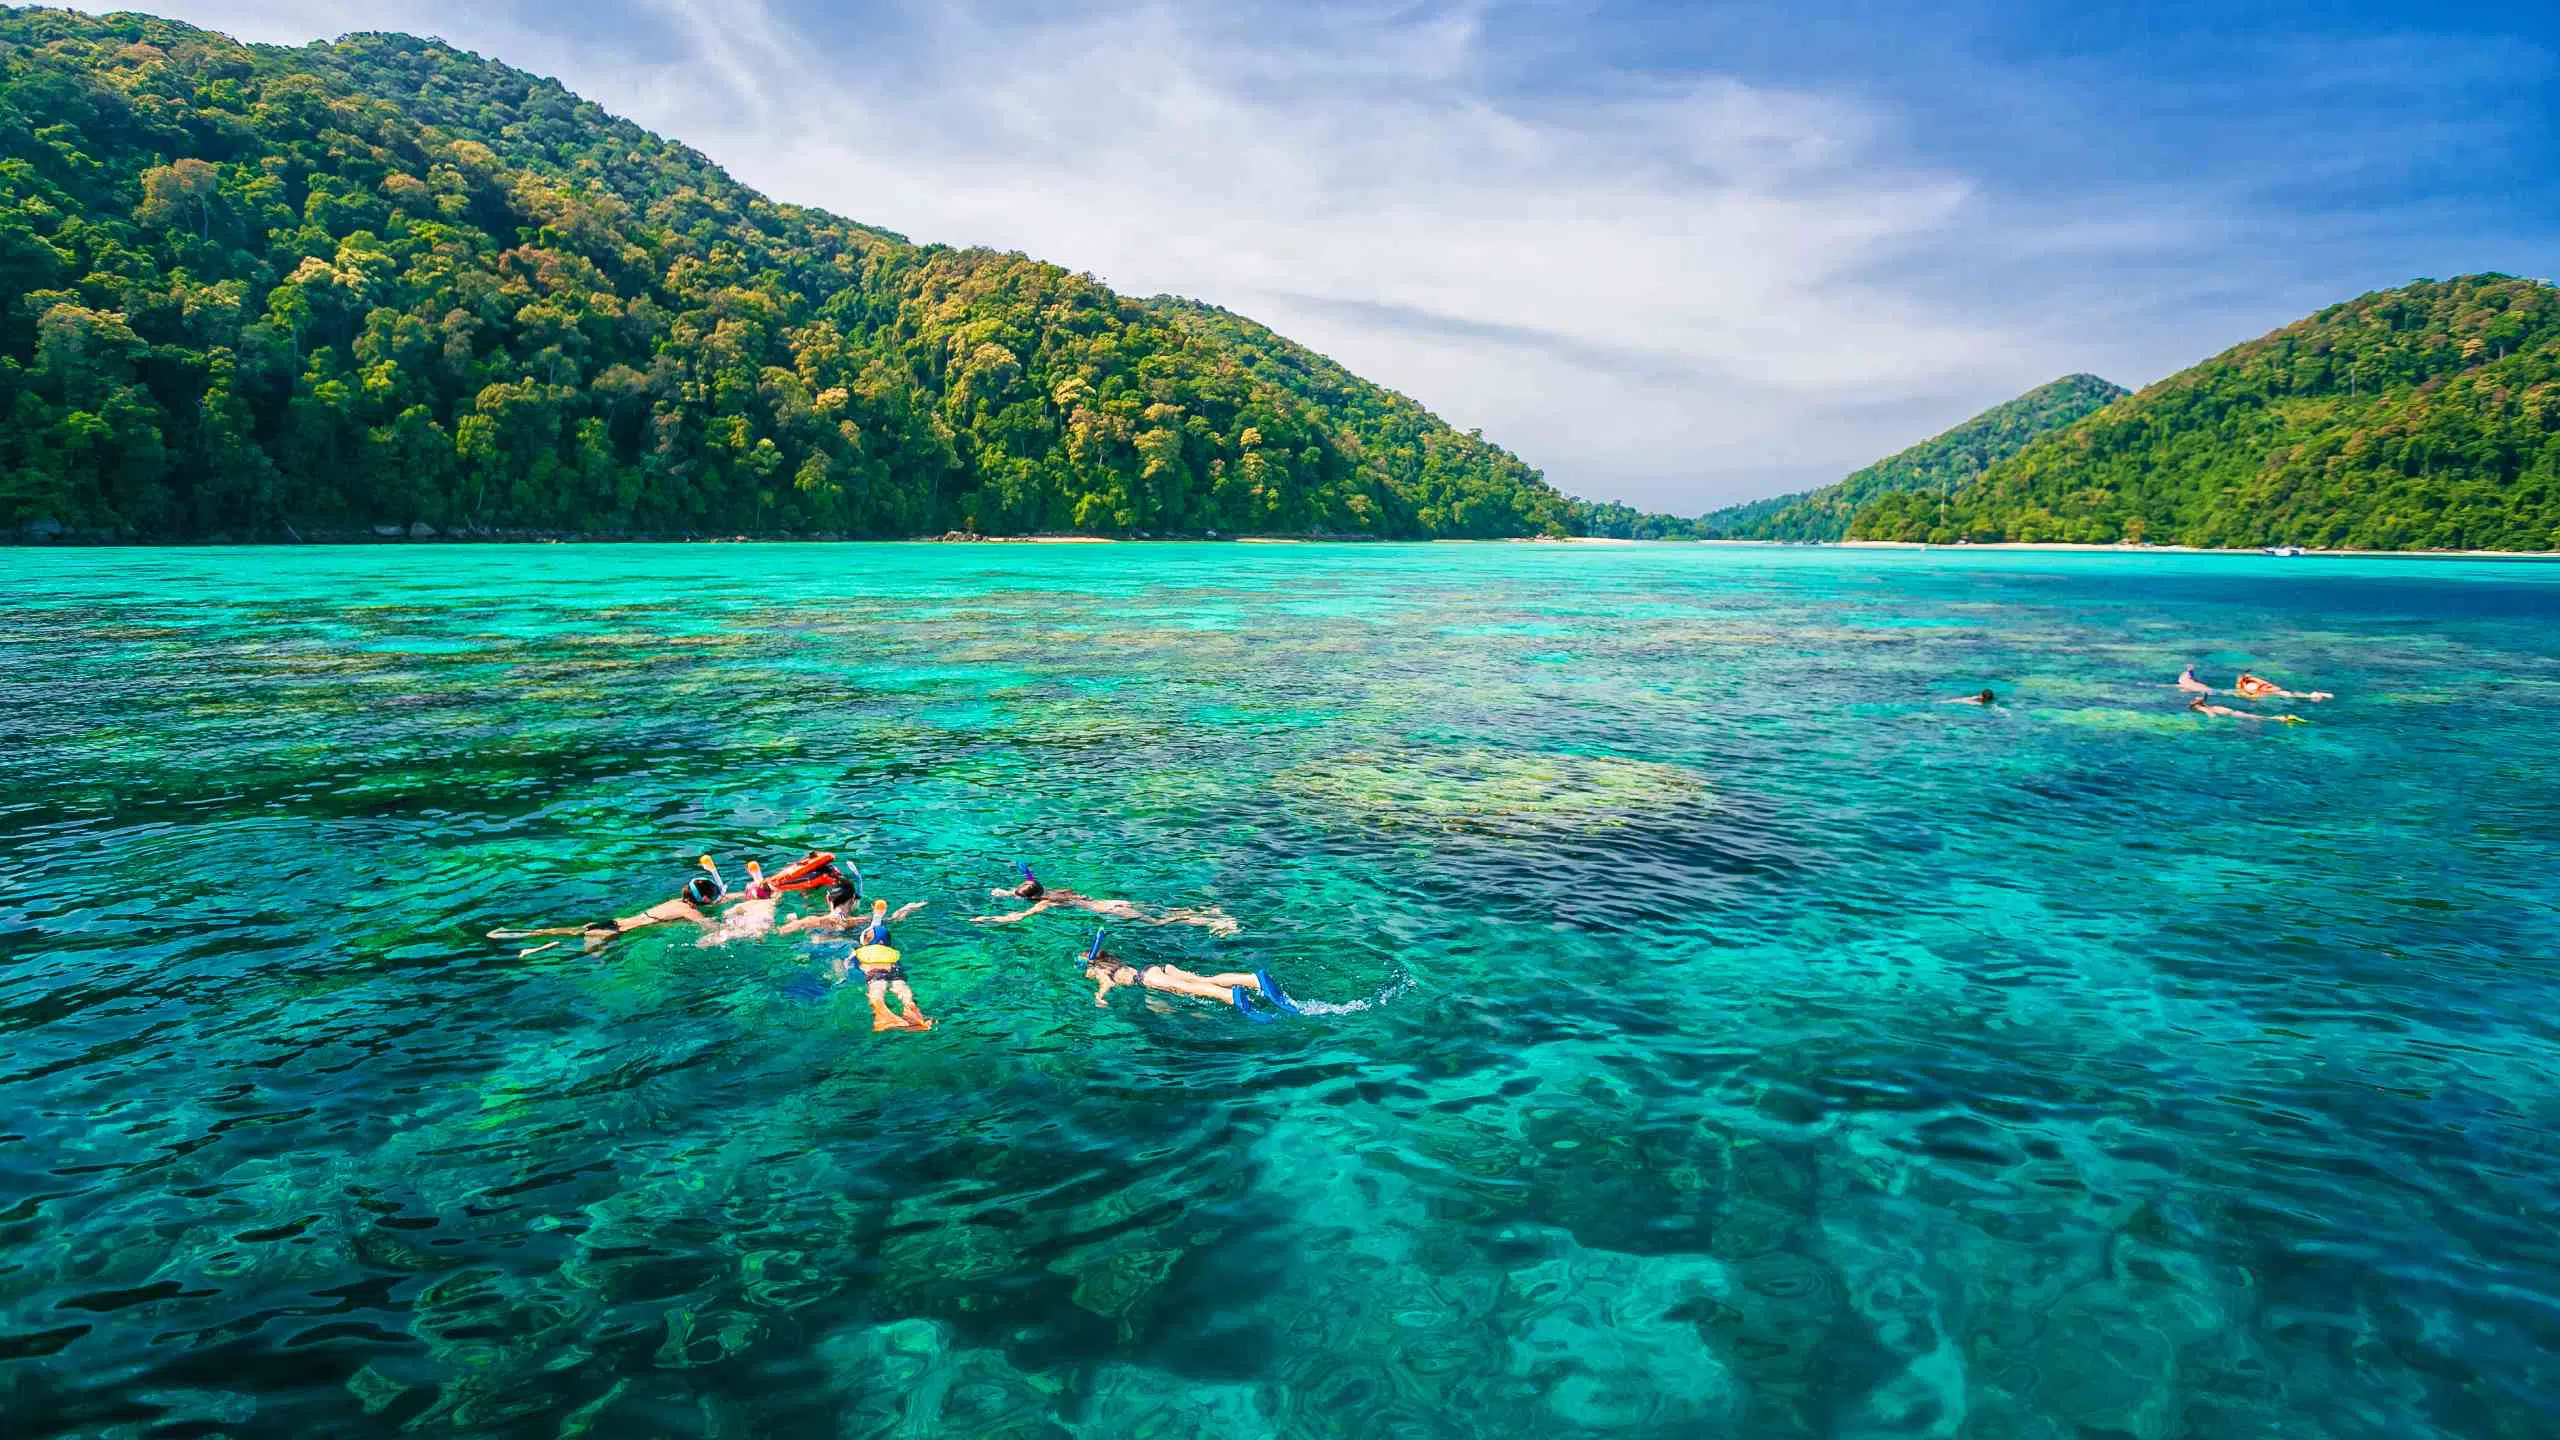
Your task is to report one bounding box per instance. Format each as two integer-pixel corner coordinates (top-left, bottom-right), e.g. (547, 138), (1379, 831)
(93, 1), (2560, 511)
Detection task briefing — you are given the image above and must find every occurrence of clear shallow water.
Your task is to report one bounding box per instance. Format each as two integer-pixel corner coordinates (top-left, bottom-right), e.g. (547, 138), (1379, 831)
(3, 542), (2557, 1439)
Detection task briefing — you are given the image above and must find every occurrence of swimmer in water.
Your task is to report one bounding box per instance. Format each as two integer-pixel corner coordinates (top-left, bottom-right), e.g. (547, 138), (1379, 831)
(847, 898), (933, 1032)
(1079, 929), (1299, 1019)
(698, 859), (787, 945)
(2188, 696), (2305, 724)
(491, 856), (726, 956)
(973, 862), (1241, 937)
(2234, 671), (2332, 702)
(1943, 689), (1999, 706)
(2177, 664), (2214, 694)
(781, 879), (925, 937)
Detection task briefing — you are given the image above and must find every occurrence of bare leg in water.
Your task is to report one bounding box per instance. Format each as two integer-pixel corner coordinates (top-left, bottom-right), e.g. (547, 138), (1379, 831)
(974, 888), (1240, 936)
(865, 975), (933, 1031)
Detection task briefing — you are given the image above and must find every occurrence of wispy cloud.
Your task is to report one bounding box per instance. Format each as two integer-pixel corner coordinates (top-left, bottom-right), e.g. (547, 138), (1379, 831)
(72, 1), (2560, 509)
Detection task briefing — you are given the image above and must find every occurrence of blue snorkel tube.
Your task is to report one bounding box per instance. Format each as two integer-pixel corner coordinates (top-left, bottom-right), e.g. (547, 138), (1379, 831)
(1086, 927), (1107, 966)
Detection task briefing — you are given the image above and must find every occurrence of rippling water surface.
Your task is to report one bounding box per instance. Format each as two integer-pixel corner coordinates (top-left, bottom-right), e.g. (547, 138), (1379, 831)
(4, 543), (2558, 1438)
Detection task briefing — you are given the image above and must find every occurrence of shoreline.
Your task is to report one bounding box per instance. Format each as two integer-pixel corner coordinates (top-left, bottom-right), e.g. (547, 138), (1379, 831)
(1835, 539), (2560, 561)
(8, 532), (2558, 559)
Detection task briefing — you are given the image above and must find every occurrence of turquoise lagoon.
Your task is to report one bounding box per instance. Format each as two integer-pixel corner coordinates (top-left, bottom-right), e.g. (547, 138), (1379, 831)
(2, 542), (2556, 1437)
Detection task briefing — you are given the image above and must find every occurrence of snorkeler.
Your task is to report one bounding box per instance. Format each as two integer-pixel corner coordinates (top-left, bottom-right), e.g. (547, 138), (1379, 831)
(780, 876), (925, 937)
(488, 855), (726, 956)
(696, 851), (850, 946)
(847, 899), (934, 1032)
(1943, 689), (1999, 706)
(2234, 671), (2332, 702)
(2177, 665), (2214, 694)
(1079, 929), (1300, 1020)
(697, 860), (782, 945)
(973, 862), (1240, 937)
(2188, 696), (2305, 724)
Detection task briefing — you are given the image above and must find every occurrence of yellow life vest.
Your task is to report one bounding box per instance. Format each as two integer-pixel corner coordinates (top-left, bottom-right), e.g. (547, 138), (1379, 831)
(854, 943), (902, 973)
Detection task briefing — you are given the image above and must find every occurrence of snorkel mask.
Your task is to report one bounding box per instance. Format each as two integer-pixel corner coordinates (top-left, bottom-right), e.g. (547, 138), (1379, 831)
(860, 898), (891, 947)
(1016, 860), (1045, 900)
(687, 854), (728, 905)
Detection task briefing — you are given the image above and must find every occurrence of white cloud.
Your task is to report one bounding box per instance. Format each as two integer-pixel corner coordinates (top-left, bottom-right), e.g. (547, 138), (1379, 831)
(71, 1), (2203, 508)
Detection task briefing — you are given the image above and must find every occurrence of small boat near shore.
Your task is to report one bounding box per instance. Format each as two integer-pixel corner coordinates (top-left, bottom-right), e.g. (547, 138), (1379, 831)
(2264, 545), (2306, 557)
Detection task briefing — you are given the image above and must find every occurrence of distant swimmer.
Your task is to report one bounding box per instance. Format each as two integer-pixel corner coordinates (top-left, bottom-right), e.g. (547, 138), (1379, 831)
(2235, 671), (2332, 702)
(2188, 696), (2305, 725)
(1942, 689), (1999, 706)
(973, 862), (1241, 937)
(489, 855), (725, 956)
(2177, 665), (2214, 694)
(848, 899), (934, 1032)
(1080, 929), (1300, 1021)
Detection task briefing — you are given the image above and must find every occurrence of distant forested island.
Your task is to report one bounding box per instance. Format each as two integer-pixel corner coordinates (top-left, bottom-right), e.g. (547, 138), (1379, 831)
(1847, 276), (2560, 551)
(0, 8), (1698, 542)
(1702, 374), (2127, 542)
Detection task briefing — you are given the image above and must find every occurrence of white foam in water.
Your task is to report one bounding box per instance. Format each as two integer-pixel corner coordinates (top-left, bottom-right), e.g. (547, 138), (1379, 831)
(1295, 967), (1413, 1015)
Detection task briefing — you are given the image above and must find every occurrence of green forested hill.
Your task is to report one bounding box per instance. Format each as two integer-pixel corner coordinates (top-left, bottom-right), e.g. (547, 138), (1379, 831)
(0, 8), (1668, 540)
(1850, 277), (2560, 549)
(1701, 373), (2126, 541)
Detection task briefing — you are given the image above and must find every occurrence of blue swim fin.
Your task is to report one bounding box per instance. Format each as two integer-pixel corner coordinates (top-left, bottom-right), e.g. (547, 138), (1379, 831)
(1253, 970), (1302, 1016)
(1231, 986), (1277, 1022)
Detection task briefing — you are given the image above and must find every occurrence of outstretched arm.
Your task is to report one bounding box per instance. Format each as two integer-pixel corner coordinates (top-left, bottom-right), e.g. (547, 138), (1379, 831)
(778, 913), (832, 935)
(970, 901), (1053, 925)
(1091, 973), (1118, 1007)
(889, 901), (927, 924)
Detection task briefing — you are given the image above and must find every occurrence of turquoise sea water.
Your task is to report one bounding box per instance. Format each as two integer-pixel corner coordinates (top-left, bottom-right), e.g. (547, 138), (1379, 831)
(3, 542), (2558, 1438)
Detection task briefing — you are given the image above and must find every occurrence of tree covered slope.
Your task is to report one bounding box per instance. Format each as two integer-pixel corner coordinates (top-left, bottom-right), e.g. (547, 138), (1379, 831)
(1850, 277), (2560, 550)
(1701, 374), (2127, 541)
(0, 7), (1667, 539)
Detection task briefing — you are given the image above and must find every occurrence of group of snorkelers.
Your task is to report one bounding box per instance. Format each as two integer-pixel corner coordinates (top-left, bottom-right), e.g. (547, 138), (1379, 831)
(489, 857), (1289, 1032)
(2176, 664), (2330, 723)
(1943, 664), (2332, 724)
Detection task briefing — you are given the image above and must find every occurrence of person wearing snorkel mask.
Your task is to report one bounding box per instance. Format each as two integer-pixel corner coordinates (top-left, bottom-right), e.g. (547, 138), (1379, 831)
(698, 851), (851, 947)
(696, 859), (789, 946)
(1079, 929), (1299, 1019)
(971, 862), (1241, 937)
(780, 878), (925, 937)
(488, 855), (728, 956)
(833, 898), (934, 1031)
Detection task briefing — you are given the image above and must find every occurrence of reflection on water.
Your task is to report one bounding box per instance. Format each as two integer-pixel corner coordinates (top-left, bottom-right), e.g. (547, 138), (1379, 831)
(3, 543), (2558, 1437)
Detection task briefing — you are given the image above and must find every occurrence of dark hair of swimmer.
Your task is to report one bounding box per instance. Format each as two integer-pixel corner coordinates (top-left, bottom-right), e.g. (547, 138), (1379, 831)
(827, 880), (859, 911)
(683, 875), (722, 906)
(1014, 860), (1045, 900)
(1978, 689), (1995, 704)
(2187, 695), (2207, 711)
